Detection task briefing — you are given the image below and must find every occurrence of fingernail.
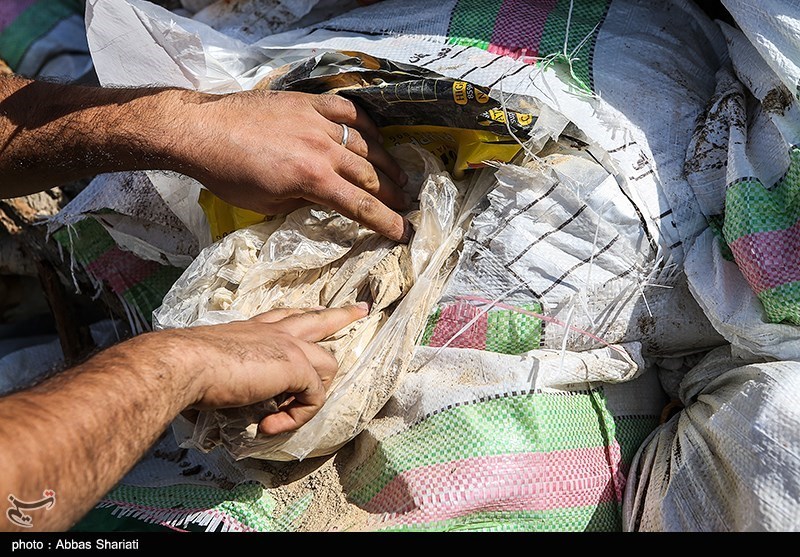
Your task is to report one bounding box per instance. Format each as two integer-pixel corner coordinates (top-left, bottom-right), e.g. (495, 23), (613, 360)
(311, 305), (326, 311)
(400, 218), (413, 244)
(355, 301), (370, 312)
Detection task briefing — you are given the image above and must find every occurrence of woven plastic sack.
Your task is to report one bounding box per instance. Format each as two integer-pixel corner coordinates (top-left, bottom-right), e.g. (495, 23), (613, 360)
(622, 345), (800, 531)
(682, 7), (800, 360)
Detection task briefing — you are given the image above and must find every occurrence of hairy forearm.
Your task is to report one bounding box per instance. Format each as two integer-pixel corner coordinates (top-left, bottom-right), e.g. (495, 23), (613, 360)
(0, 75), (206, 197)
(0, 332), (198, 531)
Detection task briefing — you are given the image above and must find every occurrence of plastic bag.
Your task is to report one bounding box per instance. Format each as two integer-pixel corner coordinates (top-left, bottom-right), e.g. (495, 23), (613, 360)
(153, 144), (479, 461)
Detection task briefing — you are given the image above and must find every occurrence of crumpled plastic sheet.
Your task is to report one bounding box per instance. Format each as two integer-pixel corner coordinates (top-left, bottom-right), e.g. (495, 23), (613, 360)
(154, 145), (477, 461)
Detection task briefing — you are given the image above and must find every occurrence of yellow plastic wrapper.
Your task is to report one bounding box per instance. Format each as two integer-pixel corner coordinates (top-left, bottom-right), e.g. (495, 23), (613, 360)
(380, 124), (525, 179)
(198, 188), (268, 243)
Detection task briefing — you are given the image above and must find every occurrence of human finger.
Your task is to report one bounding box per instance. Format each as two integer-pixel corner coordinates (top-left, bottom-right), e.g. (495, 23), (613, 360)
(362, 135), (408, 189)
(257, 378), (326, 434)
(275, 302), (370, 342)
(311, 94), (381, 141)
(308, 174), (412, 242)
(334, 150), (411, 211)
(325, 121), (408, 190)
(255, 338), (340, 435)
(258, 400), (320, 435)
(251, 306), (325, 324)
(293, 339), (340, 387)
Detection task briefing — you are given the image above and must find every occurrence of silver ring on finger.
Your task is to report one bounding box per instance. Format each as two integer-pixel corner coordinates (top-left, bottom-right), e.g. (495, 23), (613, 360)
(340, 123), (350, 147)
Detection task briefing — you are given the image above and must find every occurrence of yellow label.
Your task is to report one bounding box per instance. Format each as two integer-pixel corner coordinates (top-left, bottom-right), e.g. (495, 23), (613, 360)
(453, 81), (468, 105)
(487, 108), (507, 124)
(474, 88), (490, 103)
(517, 113), (534, 126)
(485, 108), (535, 127)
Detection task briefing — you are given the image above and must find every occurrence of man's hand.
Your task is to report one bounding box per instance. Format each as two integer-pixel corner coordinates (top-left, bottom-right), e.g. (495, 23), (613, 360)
(0, 303), (368, 531)
(172, 303), (369, 434)
(183, 91), (412, 243)
(0, 76), (412, 242)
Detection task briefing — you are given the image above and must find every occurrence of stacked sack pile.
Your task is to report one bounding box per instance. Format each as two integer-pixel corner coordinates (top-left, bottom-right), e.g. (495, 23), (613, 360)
(25, 0), (800, 532)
